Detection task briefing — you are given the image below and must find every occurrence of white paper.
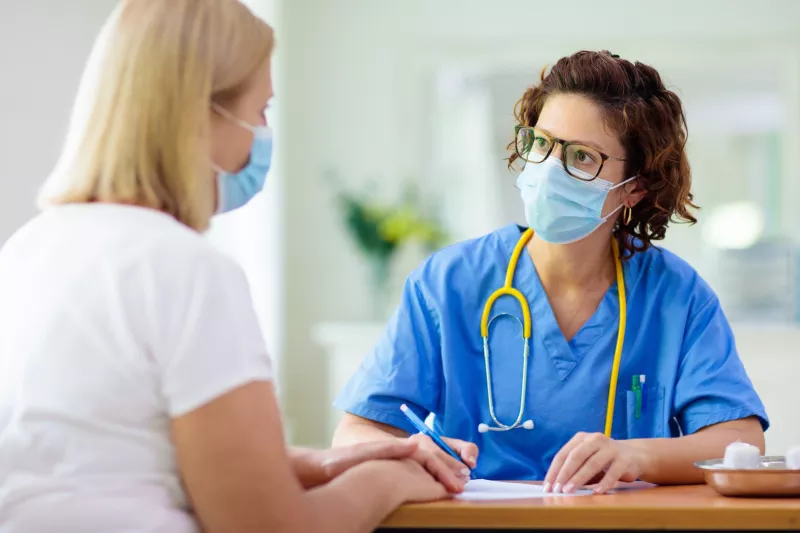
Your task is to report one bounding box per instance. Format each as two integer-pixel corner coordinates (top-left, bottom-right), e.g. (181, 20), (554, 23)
(455, 479), (593, 501)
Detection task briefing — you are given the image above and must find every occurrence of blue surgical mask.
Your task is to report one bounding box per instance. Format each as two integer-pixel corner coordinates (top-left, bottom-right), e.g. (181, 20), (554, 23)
(212, 104), (273, 214)
(516, 157), (636, 244)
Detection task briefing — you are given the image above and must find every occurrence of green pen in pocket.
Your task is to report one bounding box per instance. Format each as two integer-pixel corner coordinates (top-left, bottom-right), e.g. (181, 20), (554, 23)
(632, 375), (642, 419)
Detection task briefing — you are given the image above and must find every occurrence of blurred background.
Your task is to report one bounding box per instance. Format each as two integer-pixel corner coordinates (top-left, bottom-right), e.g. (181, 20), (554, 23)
(1, 0), (799, 453)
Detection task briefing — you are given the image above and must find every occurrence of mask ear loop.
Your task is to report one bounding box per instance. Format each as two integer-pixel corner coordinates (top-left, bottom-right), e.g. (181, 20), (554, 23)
(211, 102), (258, 132)
(210, 104), (252, 179)
(609, 175), (640, 224)
(209, 103), (270, 173)
(608, 175), (638, 191)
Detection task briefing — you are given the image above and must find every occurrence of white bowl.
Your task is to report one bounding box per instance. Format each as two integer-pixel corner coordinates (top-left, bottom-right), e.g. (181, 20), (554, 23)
(786, 446), (800, 470)
(723, 442), (761, 469)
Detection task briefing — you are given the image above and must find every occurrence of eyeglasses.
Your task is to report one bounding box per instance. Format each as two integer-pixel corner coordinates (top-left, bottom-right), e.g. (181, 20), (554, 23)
(514, 126), (626, 181)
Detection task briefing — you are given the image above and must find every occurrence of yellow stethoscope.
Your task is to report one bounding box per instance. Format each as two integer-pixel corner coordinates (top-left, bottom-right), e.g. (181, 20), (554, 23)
(477, 228), (626, 436)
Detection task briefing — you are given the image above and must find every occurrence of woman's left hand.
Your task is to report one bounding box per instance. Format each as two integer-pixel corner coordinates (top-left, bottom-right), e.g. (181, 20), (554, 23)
(543, 432), (646, 494)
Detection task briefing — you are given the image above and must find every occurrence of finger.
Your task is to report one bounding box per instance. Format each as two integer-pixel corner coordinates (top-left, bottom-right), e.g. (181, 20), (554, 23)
(436, 482), (451, 500)
(586, 472), (605, 486)
(543, 432), (587, 492)
(419, 480), (450, 502)
(411, 448), (467, 493)
(562, 446), (615, 494)
(411, 434), (471, 478)
(442, 437), (479, 468)
(553, 434), (606, 492)
(434, 447), (472, 478)
(595, 458), (628, 494)
(400, 460), (450, 503)
(430, 446), (472, 483)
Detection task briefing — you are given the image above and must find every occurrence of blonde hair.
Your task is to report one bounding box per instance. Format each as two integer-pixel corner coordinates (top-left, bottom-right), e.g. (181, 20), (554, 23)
(39, 0), (274, 231)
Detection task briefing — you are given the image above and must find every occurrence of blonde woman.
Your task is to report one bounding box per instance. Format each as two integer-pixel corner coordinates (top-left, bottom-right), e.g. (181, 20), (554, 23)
(0, 1), (466, 532)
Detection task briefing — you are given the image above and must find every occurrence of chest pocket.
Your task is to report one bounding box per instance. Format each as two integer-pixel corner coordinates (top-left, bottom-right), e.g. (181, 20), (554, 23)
(625, 385), (665, 439)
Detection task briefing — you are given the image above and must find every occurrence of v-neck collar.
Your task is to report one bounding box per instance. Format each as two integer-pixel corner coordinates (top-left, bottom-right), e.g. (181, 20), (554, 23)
(496, 225), (626, 381)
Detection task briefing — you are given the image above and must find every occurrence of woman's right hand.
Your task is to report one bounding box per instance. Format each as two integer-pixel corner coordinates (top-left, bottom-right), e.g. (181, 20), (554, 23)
(407, 433), (479, 492)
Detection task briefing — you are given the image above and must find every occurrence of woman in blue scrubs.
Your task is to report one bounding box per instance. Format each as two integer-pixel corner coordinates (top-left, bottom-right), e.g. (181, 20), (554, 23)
(333, 50), (768, 494)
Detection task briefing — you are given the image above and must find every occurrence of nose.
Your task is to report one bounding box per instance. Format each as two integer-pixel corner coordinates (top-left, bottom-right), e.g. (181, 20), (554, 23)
(549, 142), (564, 160)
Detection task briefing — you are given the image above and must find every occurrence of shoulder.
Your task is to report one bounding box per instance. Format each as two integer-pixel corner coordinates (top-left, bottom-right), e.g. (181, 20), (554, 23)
(628, 244), (717, 312)
(60, 204), (246, 290)
(145, 223), (246, 293)
(70, 204), (247, 280)
(407, 224), (520, 298)
(411, 225), (519, 279)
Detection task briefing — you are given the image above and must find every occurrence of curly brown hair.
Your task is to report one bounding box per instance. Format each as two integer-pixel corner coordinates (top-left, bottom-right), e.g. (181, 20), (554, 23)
(508, 50), (698, 259)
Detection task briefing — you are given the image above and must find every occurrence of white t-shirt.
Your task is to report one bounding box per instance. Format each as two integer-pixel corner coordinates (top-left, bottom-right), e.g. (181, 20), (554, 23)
(0, 204), (273, 533)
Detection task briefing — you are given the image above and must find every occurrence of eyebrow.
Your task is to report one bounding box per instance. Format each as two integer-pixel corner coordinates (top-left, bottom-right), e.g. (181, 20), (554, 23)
(536, 128), (607, 153)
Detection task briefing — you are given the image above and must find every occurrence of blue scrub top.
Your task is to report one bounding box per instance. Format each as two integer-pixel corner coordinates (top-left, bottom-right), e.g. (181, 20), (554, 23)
(334, 224), (769, 480)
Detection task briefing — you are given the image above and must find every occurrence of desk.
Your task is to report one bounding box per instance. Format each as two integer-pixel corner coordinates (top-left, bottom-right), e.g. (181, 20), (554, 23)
(378, 484), (800, 532)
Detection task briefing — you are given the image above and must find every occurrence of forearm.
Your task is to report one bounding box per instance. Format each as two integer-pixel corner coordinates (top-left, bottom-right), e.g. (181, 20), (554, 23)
(629, 419), (765, 485)
(304, 461), (404, 533)
(332, 415), (408, 447)
(261, 462), (405, 533)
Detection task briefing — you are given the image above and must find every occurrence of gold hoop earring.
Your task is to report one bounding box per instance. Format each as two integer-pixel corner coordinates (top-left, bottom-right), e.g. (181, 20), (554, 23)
(623, 206), (632, 225)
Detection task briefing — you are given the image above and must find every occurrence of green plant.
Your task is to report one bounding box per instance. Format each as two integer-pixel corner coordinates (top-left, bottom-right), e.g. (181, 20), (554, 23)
(333, 180), (448, 261)
(330, 176), (448, 317)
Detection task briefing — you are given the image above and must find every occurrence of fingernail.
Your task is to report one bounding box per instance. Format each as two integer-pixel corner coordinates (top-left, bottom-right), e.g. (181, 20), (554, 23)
(563, 483), (574, 494)
(542, 482), (551, 493)
(461, 468), (471, 477)
(553, 483), (562, 493)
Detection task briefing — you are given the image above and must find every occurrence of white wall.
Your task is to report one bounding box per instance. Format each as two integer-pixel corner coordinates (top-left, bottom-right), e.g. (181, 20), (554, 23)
(0, 0), (117, 244)
(277, 0), (435, 445)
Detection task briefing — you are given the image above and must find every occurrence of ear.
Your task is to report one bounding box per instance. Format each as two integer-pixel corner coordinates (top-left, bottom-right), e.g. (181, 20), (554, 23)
(623, 178), (646, 208)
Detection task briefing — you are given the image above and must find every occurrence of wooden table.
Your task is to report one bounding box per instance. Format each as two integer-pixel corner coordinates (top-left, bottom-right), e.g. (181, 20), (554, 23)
(377, 484), (800, 532)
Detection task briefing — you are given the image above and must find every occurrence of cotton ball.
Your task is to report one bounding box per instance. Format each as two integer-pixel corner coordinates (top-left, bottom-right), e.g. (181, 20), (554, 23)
(786, 446), (800, 469)
(723, 442), (761, 469)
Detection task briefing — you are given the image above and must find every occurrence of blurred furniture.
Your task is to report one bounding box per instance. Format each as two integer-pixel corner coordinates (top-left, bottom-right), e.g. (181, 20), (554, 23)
(315, 322), (800, 453)
(376, 484), (800, 531)
(734, 324), (800, 455)
(312, 321), (384, 441)
(709, 243), (799, 323)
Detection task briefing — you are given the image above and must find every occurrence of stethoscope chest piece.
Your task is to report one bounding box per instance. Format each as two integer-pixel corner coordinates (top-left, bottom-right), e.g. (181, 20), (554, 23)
(478, 419), (534, 433)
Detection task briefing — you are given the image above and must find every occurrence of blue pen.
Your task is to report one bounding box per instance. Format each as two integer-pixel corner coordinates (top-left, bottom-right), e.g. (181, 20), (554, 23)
(400, 404), (474, 478)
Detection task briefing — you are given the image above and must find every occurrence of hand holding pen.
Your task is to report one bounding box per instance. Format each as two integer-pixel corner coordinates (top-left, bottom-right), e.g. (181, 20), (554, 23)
(400, 404), (479, 483)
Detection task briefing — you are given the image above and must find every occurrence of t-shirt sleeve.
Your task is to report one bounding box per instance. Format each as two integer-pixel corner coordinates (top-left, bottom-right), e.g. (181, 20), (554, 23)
(153, 248), (272, 417)
(673, 296), (769, 435)
(333, 276), (442, 434)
